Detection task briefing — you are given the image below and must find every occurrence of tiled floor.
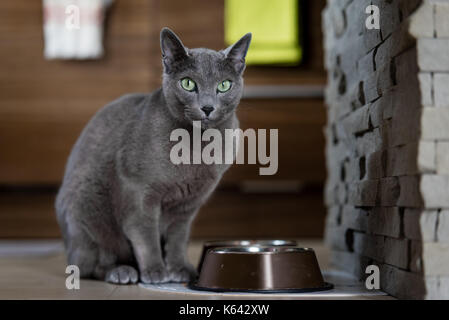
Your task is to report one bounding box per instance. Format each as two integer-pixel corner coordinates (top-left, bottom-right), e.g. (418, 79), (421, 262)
(0, 239), (393, 300)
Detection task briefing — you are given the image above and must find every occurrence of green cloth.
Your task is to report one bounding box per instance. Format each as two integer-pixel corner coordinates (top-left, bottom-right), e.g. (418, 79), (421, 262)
(225, 0), (301, 65)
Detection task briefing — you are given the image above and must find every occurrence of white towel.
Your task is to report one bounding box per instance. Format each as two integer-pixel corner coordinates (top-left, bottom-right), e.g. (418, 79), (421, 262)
(43, 0), (113, 59)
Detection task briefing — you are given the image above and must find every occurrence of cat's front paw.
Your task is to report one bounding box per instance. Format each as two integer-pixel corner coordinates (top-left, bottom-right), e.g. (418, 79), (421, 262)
(167, 263), (198, 283)
(140, 265), (170, 284)
(105, 265), (139, 285)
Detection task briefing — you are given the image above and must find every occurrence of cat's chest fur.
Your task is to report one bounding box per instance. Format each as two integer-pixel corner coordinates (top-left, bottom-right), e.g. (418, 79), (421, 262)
(141, 107), (236, 208)
(158, 160), (229, 211)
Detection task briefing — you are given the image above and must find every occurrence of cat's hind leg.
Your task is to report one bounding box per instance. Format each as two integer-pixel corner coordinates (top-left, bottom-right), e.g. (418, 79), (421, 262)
(57, 188), (139, 284)
(65, 229), (101, 279)
(66, 231), (139, 284)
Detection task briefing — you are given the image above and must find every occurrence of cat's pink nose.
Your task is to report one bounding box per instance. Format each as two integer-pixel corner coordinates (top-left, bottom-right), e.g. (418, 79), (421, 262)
(201, 105), (214, 117)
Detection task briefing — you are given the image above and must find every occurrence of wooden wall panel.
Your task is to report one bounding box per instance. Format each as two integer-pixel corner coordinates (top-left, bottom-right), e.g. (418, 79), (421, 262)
(0, 190), (58, 238)
(223, 98), (326, 183)
(0, 0), (154, 184)
(192, 186), (326, 238)
(0, 186), (326, 239)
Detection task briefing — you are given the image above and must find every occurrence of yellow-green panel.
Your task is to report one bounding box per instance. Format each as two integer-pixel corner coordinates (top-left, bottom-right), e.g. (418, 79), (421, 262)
(225, 0), (301, 65)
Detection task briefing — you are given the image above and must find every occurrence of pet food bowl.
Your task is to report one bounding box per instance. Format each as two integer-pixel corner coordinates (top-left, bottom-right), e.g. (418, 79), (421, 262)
(191, 247), (333, 293)
(197, 239), (297, 273)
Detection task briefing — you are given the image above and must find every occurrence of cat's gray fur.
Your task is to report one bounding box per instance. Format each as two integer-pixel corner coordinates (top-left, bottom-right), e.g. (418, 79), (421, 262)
(55, 28), (251, 284)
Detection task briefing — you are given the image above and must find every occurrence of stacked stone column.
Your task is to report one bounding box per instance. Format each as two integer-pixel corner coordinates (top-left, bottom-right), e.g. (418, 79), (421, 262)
(323, 0), (449, 299)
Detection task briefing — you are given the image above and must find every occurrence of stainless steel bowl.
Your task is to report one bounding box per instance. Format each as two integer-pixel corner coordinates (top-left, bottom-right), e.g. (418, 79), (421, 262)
(197, 239), (297, 273)
(191, 246), (333, 293)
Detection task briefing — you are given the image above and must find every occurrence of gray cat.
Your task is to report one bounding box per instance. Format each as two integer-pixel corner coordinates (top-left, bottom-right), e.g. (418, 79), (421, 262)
(55, 28), (251, 284)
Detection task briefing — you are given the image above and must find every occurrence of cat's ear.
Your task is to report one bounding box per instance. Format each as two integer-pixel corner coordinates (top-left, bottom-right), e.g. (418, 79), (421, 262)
(160, 27), (188, 73)
(223, 33), (252, 74)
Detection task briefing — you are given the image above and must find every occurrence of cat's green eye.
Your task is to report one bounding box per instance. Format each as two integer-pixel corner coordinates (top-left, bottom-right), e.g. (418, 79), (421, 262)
(180, 78), (196, 92)
(217, 80), (232, 93)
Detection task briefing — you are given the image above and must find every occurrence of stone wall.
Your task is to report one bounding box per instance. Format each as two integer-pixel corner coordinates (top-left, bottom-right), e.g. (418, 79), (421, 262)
(323, 0), (449, 299)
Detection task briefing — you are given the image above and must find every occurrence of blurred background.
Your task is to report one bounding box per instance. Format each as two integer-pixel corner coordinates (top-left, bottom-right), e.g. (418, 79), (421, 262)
(0, 0), (327, 240)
